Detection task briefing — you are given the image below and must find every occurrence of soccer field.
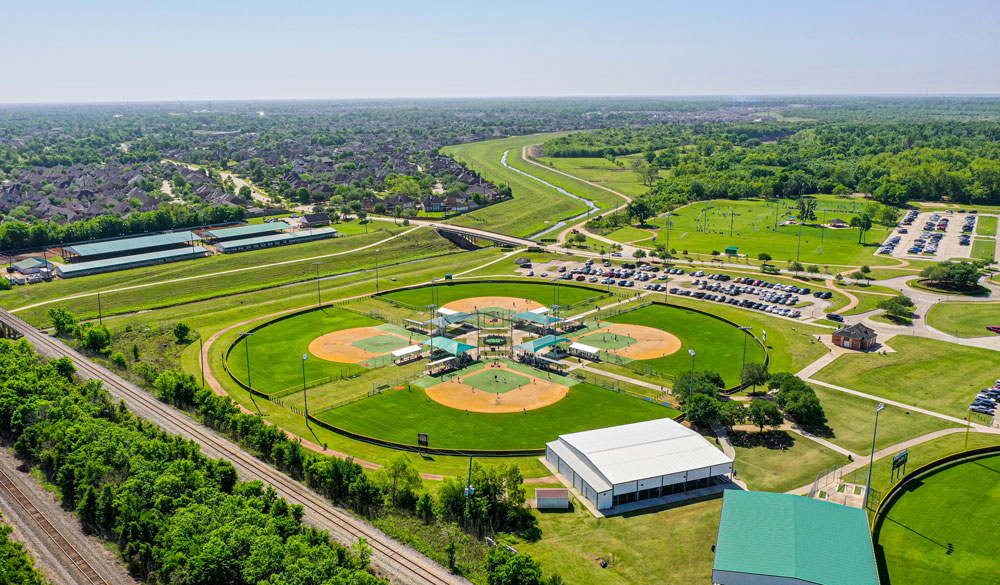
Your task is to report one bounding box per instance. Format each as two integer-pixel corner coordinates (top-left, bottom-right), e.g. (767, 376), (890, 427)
(317, 382), (678, 450)
(875, 453), (1000, 584)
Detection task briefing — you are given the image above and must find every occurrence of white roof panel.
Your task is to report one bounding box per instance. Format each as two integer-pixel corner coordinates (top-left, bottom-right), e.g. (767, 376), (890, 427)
(556, 418), (732, 487)
(391, 345), (422, 357)
(569, 342), (600, 355)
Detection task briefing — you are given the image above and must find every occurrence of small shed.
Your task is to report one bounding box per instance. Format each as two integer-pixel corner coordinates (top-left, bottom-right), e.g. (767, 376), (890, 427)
(724, 246), (739, 256)
(302, 213), (331, 228)
(11, 257), (53, 274)
(535, 488), (569, 510)
(829, 218), (849, 227)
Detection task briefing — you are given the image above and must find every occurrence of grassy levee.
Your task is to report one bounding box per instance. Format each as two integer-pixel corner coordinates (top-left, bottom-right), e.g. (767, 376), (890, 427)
(505, 145), (627, 211)
(535, 153), (667, 198)
(442, 133), (591, 237)
(812, 335), (999, 418)
(810, 385), (957, 454)
(926, 301), (1000, 337)
(8, 229), (457, 326)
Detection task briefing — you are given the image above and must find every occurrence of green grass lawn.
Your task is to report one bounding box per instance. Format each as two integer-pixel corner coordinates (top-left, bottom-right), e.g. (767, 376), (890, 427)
(534, 153), (667, 198)
(441, 133), (590, 237)
(317, 383), (678, 450)
(519, 497), (722, 585)
(810, 385), (957, 454)
(874, 453), (1000, 585)
(812, 336), (999, 418)
(868, 267), (923, 280)
(379, 279), (608, 312)
(606, 225), (657, 244)
(729, 429), (846, 492)
(641, 198), (895, 267)
(971, 237), (995, 260)
(601, 304), (767, 387)
(927, 301), (1000, 337)
(975, 215), (997, 236)
(462, 370), (531, 393)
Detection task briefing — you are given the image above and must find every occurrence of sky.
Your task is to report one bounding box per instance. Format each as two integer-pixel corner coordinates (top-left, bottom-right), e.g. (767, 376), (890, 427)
(3, 0), (999, 103)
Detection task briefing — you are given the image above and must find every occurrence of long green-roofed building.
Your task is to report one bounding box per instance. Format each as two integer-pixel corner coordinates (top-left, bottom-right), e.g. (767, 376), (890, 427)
(200, 221), (291, 243)
(713, 490), (879, 585)
(56, 246), (209, 278)
(62, 231), (202, 262)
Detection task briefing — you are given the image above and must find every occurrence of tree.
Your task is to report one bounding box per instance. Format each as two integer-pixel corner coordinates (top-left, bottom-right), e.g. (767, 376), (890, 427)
(850, 213), (873, 243)
(878, 294), (915, 319)
(673, 370), (725, 403)
(740, 363), (770, 393)
(860, 264), (872, 284)
(484, 550), (544, 585)
(718, 400), (746, 429)
(48, 307), (78, 336)
(746, 400), (783, 433)
(82, 325), (111, 353)
(237, 185), (252, 200)
(796, 197), (817, 222)
(375, 454), (422, 507)
(788, 261), (804, 275)
(849, 270), (864, 283)
(920, 261), (980, 289)
(373, 202), (386, 215)
(632, 249), (646, 259)
(758, 252), (772, 265)
(173, 322), (191, 343)
(351, 538), (372, 571)
(626, 199), (653, 224)
(684, 394), (721, 428)
(807, 265), (821, 277)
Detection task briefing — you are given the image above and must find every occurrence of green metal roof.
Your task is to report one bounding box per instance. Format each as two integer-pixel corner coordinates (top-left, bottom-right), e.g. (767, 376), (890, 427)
(515, 335), (570, 354)
(512, 310), (562, 326)
(63, 231), (201, 257)
(215, 228), (337, 251)
(57, 246), (208, 275)
(202, 221), (291, 239)
(13, 258), (49, 269)
(713, 491), (878, 585)
(420, 336), (475, 356)
(426, 312), (475, 327)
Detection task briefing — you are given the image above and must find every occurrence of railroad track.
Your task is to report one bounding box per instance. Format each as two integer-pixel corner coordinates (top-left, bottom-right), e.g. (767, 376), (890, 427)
(0, 466), (108, 585)
(0, 310), (460, 585)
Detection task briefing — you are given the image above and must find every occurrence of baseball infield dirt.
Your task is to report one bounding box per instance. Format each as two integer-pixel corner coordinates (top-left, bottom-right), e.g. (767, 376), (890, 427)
(308, 326), (412, 363)
(424, 364), (568, 413)
(441, 296), (545, 314)
(588, 323), (682, 360)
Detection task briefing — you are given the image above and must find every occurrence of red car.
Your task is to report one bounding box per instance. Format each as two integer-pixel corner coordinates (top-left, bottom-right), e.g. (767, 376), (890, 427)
(987, 326), (1000, 334)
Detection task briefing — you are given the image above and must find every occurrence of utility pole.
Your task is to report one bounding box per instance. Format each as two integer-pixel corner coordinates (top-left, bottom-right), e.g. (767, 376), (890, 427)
(313, 261), (322, 307)
(199, 338), (205, 388)
(239, 332), (260, 413)
(464, 456), (476, 499)
(374, 249), (381, 293)
(739, 327), (752, 384)
(688, 349), (696, 400)
(97, 292), (103, 326)
(302, 354), (310, 426)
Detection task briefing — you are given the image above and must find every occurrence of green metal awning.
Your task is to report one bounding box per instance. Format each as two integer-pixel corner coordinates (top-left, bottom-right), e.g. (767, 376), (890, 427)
(426, 312), (475, 328)
(512, 311), (562, 326)
(514, 335), (570, 354)
(420, 336), (475, 356)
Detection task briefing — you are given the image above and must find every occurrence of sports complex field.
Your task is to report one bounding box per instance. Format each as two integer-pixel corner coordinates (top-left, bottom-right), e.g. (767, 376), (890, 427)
(875, 453), (1000, 584)
(378, 280), (611, 316)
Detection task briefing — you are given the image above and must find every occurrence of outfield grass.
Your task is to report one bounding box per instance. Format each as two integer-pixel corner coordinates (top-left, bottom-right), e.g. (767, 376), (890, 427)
(519, 497), (722, 585)
(317, 383), (678, 450)
(810, 385), (957, 454)
(602, 304), (766, 387)
(812, 336), (999, 418)
(975, 214), (997, 236)
(641, 198), (895, 266)
(379, 280), (608, 312)
(730, 429), (846, 492)
(971, 237), (995, 260)
(926, 301), (1000, 337)
(875, 453), (1000, 585)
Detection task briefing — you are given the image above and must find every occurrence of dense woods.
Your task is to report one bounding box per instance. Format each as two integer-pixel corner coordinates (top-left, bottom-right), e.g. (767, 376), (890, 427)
(544, 120), (1000, 206)
(0, 508), (52, 585)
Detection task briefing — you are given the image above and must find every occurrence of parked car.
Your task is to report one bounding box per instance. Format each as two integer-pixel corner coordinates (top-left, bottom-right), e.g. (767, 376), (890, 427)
(827, 313), (844, 322)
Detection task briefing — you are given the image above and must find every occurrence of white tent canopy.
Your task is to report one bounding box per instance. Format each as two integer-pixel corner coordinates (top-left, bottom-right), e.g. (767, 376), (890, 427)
(529, 307), (550, 314)
(437, 307), (459, 316)
(570, 342), (600, 355)
(391, 345), (422, 357)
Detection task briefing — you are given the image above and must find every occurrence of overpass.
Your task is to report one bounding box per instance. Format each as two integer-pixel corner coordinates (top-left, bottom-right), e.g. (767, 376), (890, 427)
(432, 224), (536, 248)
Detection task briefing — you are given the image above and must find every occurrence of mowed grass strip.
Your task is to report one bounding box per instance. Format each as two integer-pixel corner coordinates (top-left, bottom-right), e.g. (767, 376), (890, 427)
(380, 280), (605, 311)
(927, 301), (1000, 337)
(810, 385), (957, 454)
(730, 429), (846, 493)
(604, 304), (766, 386)
(875, 454), (1000, 585)
(318, 383), (677, 450)
(971, 237), (995, 260)
(975, 214), (997, 236)
(812, 335), (999, 418)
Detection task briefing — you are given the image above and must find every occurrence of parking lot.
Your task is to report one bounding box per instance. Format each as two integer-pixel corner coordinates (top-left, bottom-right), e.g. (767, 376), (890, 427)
(514, 257), (838, 321)
(970, 379), (1000, 424)
(880, 210), (974, 260)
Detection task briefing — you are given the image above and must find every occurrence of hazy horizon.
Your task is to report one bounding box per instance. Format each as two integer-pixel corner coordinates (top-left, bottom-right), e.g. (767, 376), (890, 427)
(4, 0), (999, 103)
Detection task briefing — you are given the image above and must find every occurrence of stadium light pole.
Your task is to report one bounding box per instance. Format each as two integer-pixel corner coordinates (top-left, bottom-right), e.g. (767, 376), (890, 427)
(739, 327), (752, 382)
(313, 261), (322, 307)
(688, 349), (696, 400)
(374, 248), (381, 293)
(464, 456), (475, 499)
(97, 291), (103, 326)
(864, 403), (885, 510)
(239, 332), (260, 413)
(302, 353), (309, 427)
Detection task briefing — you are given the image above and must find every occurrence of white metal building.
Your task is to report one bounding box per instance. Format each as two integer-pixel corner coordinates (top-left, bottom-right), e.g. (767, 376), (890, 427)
(545, 418), (734, 511)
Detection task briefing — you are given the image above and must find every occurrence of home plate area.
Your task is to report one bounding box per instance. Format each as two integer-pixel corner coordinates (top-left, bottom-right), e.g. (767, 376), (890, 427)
(423, 363), (571, 413)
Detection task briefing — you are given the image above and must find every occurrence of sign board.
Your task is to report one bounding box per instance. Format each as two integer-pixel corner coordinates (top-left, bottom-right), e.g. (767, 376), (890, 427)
(417, 433), (429, 447)
(892, 449), (908, 471)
